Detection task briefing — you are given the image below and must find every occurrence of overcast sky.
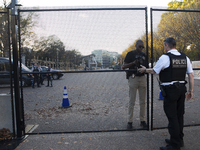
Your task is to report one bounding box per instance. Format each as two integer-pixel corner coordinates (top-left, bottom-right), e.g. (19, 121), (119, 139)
(16, 0), (171, 55)
(19, 0), (170, 8)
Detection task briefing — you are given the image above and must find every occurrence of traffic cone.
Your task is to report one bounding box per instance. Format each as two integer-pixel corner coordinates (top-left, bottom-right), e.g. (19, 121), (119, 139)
(159, 91), (164, 100)
(62, 86), (72, 108)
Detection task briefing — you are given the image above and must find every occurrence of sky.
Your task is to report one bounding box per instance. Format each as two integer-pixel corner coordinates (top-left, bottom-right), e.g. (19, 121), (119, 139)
(19, 0), (170, 8)
(15, 0), (172, 56)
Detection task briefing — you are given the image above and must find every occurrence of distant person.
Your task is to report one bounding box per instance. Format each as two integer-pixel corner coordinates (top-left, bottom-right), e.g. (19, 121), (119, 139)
(122, 40), (148, 129)
(46, 64), (53, 87)
(31, 63), (40, 88)
(138, 37), (194, 150)
(38, 64), (44, 85)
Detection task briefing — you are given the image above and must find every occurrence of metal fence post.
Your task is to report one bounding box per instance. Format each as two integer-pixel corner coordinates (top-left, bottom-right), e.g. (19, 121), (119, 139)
(11, 0), (24, 138)
(145, 7), (150, 131)
(150, 8), (154, 131)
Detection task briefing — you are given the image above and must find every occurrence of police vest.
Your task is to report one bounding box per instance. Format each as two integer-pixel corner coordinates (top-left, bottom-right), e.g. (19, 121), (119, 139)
(33, 66), (39, 72)
(159, 53), (187, 82)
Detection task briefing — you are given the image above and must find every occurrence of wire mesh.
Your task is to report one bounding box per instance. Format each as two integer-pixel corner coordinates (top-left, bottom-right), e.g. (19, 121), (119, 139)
(18, 7), (148, 133)
(0, 11), (11, 90)
(151, 9), (200, 129)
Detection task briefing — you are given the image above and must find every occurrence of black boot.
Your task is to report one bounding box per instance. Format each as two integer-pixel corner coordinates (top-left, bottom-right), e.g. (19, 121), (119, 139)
(127, 122), (132, 130)
(140, 121), (147, 128)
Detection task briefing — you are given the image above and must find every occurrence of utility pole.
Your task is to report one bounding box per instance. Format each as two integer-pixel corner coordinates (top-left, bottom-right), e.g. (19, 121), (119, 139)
(74, 54), (76, 70)
(57, 50), (59, 69)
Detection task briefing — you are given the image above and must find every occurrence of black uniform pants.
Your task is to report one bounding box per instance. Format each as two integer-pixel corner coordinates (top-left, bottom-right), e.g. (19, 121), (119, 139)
(47, 74), (52, 86)
(39, 74), (44, 84)
(32, 74), (40, 87)
(163, 84), (187, 149)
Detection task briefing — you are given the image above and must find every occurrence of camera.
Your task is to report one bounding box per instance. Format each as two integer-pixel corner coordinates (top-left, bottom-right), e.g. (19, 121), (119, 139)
(135, 55), (143, 65)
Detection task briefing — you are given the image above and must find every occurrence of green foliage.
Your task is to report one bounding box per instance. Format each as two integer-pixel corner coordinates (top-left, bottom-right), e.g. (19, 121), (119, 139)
(156, 0), (200, 60)
(0, 1), (9, 57)
(168, 0), (200, 9)
(0, 0), (38, 57)
(32, 35), (82, 65)
(121, 0), (200, 62)
(20, 12), (38, 47)
(120, 34), (149, 62)
(0, 11), (9, 57)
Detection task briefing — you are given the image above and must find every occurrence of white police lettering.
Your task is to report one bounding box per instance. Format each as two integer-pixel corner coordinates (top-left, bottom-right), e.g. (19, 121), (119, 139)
(172, 59), (187, 68)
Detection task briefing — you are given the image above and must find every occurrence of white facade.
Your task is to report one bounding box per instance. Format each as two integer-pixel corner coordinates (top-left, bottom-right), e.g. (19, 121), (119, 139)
(92, 50), (119, 67)
(92, 50), (107, 64)
(82, 54), (97, 70)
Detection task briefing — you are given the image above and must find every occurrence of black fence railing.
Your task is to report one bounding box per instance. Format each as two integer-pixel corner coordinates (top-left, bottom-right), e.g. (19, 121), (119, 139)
(151, 8), (200, 130)
(18, 7), (149, 135)
(1, 6), (200, 139)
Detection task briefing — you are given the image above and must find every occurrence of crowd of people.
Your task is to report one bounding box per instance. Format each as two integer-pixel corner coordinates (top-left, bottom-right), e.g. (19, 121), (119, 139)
(31, 63), (53, 88)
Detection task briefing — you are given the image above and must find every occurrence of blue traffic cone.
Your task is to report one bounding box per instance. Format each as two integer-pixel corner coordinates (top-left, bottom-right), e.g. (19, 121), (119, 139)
(62, 86), (72, 108)
(159, 91), (164, 100)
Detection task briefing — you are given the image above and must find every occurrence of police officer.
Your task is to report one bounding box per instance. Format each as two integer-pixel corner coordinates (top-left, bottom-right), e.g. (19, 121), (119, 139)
(31, 63), (41, 88)
(38, 64), (44, 85)
(46, 64), (53, 87)
(139, 37), (194, 150)
(122, 40), (148, 129)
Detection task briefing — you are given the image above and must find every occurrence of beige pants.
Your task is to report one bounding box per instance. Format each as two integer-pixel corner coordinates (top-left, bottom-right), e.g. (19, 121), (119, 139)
(128, 75), (146, 122)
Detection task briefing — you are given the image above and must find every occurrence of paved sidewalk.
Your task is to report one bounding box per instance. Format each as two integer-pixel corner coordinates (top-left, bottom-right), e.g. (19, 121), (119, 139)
(12, 126), (200, 150)
(1, 72), (200, 150)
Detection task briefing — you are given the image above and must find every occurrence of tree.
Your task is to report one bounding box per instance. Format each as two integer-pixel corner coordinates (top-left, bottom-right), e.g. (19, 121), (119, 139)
(0, 0), (38, 57)
(32, 35), (82, 67)
(21, 47), (35, 66)
(64, 49), (82, 67)
(121, 0), (200, 62)
(156, 0), (200, 60)
(120, 34), (150, 62)
(121, 42), (135, 60)
(168, 0), (200, 10)
(33, 35), (65, 61)
(0, 0), (9, 57)
(20, 12), (38, 48)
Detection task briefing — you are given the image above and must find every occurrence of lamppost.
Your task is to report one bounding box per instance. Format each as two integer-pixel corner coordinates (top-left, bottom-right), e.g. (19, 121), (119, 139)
(74, 54), (76, 70)
(56, 49), (59, 69)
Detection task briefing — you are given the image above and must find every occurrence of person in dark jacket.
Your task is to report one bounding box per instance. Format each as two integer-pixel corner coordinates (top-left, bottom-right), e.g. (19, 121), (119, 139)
(122, 40), (148, 129)
(38, 64), (44, 85)
(46, 64), (53, 87)
(31, 63), (40, 88)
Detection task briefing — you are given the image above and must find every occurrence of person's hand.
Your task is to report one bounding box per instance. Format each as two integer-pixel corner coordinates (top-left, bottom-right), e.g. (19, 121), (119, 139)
(186, 92), (193, 101)
(133, 60), (139, 65)
(138, 65), (146, 73)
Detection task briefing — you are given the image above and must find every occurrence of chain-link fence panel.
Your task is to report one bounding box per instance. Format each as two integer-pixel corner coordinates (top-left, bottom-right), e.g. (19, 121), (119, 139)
(18, 6), (149, 134)
(0, 10), (13, 95)
(0, 9), (17, 138)
(151, 8), (200, 130)
(0, 10), (12, 91)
